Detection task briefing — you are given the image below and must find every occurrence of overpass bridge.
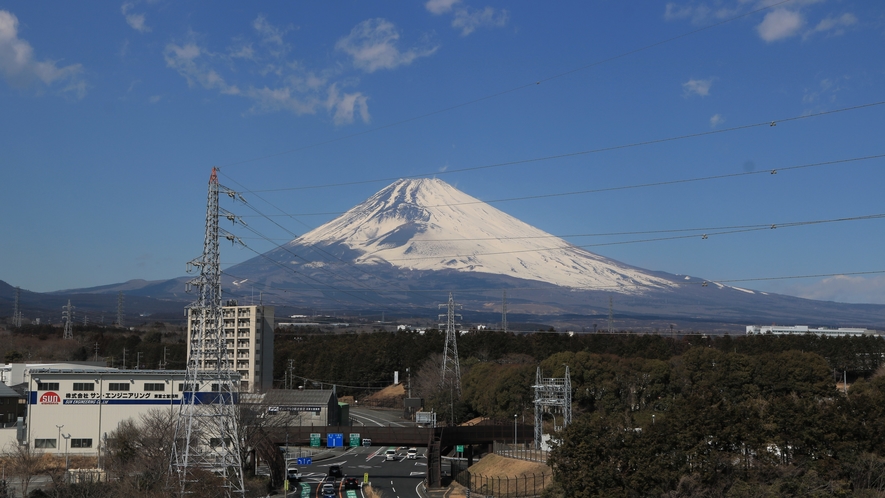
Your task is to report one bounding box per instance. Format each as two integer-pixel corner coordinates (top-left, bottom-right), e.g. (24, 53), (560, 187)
(267, 422), (535, 487)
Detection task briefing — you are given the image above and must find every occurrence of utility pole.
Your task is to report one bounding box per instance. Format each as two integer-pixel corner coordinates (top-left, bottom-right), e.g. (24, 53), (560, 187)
(287, 360), (295, 390)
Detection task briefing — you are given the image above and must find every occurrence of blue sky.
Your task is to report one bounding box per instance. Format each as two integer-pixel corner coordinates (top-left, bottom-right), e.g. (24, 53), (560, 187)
(1, 1), (884, 304)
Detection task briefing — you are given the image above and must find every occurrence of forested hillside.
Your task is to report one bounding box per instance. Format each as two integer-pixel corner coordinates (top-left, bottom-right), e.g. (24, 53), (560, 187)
(278, 329), (885, 496)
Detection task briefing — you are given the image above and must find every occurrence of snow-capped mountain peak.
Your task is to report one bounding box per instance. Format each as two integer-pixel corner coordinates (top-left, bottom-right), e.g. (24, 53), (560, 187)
(294, 178), (675, 294)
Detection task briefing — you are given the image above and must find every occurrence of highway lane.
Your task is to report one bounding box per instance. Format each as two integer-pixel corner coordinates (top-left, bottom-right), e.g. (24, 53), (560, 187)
(288, 445), (427, 498)
(350, 407), (412, 427)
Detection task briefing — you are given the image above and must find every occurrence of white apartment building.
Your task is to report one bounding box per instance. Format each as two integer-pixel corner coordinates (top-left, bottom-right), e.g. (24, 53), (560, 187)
(187, 301), (274, 393)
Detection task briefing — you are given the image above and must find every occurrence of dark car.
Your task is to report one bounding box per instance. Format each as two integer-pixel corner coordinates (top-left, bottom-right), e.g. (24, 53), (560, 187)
(321, 483), (336, 497)
(343, 477), (360, 490)
(328, 465), (343, 478)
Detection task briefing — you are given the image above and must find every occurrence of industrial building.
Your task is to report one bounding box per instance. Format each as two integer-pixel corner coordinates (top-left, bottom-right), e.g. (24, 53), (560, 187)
(187, 301), (274, 393)
(23, 367), (239, 456)
(745, 325), (873, 337)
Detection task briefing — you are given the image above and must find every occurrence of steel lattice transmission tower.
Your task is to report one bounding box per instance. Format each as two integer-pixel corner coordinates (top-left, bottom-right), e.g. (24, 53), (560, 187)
(439, 292), (463, 396)
(533, 366), (572, 449)
(170, 167), (246, 497)
(116, 291), (124, 329)
(62, 300), (74, 340)
(13, 287), (22, 328)
(501, 290), (507, 334)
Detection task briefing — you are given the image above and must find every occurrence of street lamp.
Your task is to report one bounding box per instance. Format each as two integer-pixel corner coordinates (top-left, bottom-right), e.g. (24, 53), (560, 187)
(513, 414), (517, 446)
(55, 424), (64, 454)
(62, 434), (71, 472)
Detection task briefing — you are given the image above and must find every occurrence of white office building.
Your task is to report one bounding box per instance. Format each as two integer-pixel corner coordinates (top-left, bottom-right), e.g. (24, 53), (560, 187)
(187, 302), (274, 393)
(24, 367), (241, 456)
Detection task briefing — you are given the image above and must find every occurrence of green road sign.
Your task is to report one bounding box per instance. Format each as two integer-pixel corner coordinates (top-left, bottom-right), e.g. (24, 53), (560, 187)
(349, 433), (361, 447)
(346, 491), (358, 498)
(310, 433), (321, 448)
(456, 445), (464, 453)
(300, 482), (310, 498)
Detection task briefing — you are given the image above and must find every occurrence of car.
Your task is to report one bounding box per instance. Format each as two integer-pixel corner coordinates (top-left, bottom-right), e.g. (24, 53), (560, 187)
(407, 448), (417, 459)
(343, 477), (360, 490)
(321, 483), (336, 497)
(286, 462), (302, 481)
(385, 449), (397, 461)
(328, 465), (343, 478)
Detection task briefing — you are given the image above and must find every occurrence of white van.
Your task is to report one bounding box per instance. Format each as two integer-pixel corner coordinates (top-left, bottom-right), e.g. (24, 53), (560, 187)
(385, 449), (396, 461)
(407, 448), (417, 459)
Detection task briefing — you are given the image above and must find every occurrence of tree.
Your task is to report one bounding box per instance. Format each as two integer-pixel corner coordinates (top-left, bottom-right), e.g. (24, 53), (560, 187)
(4, 441), (47, 497)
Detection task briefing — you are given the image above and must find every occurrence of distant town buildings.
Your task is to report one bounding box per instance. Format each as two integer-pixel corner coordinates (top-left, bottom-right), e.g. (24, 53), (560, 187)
(745, 325), (873, 337)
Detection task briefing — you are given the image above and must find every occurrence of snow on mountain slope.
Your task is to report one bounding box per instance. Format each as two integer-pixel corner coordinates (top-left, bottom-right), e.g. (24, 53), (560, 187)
(293, 178), (676, 294)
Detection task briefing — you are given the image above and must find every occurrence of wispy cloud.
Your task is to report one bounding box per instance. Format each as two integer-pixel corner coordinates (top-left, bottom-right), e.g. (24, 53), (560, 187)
(121, 2), (151, 33)
(336, 18), (438, 73)
(0, 10), (86, 98)
(665, 2), (854, 44)
(757, 8), (804, 42)
(163, 16), (405, 125)
(163, 41), (241, 95)
(785, 274), (885, 305)
(452, 7), (509, 36)
(426, 0), (508, 36)
(710, 114), (725, 128)
(426, 0), (461, 15)
(805, 12), (857, 39)
(683, 77), (713, 97)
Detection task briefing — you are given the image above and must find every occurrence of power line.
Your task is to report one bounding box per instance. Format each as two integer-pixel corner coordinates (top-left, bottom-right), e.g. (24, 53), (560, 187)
(217, 0), (795, 171)
(235, 152), (885, 218)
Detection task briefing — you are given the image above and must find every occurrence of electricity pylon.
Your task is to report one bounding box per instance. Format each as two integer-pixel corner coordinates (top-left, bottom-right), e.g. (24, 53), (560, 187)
(439, 292), (462, 396)
(62, 300), (74, 340)
(170, 167), (245, 497)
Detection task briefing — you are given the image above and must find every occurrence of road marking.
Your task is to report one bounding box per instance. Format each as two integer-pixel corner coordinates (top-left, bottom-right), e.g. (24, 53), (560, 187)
(410, 472), (426, 476)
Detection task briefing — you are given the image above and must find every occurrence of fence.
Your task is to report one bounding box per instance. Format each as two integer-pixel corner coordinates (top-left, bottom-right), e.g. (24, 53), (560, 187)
(492, 442), (548, 464)
(453, 470), (551, 498)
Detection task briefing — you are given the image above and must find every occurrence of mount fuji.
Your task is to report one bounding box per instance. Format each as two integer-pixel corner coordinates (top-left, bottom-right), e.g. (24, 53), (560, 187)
(214, 178), (881, 329)
(49, 178), (884, 330)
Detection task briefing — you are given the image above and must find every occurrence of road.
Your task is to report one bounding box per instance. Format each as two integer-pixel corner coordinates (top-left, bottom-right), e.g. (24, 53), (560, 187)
(350, 407), (414, 427)
(288, 445), (428, 498)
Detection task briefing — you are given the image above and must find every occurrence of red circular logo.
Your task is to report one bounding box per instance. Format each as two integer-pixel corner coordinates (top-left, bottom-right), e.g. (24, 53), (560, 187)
(39, 392), (61, 404)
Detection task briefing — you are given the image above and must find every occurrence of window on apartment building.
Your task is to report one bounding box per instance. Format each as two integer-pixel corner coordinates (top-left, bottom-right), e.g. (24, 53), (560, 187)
(72, 383), (94, 391)
(36, 382), (59, 391)
(144, 383), (165, 392)
(178, 383), (200, 392)
(35, 439), (57, 448)
(107, 383), (130, 391)
(71, 439), (93, 448)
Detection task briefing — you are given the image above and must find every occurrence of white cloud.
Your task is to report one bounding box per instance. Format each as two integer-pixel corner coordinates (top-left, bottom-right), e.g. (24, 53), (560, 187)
(806, 12), (857, 39)
(683, 77), (713, 97)
(0, 10), (85, 97)
(148, 94), (162, 103)
(326, 83), (370, 125)
(757, 8), (804, 42)
(787, 274), (885, 305)
(426, 0), (461, 15)
(710, 114), (725, 127)
(452, 6), (509, 36)
(336, 19), (437, 73)
(163, 42), (240, 95)
(121, 2), (151, 33)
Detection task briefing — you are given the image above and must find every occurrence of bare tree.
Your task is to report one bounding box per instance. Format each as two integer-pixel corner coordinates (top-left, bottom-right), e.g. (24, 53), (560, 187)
(4, 441), (47, 497)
